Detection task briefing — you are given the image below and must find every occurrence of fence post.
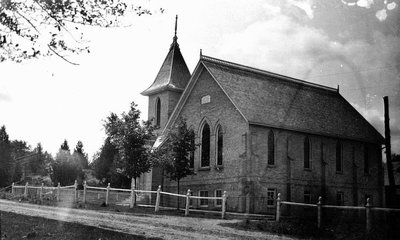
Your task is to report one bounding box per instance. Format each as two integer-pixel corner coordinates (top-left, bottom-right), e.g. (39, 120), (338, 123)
(57, 182), (60, 201)
(105, 183), (110, 206)
(155, 185), (161, 212)
(83, 181), (87, 204)
(40, 183), (44, 201)
(317, 196), (322, 229)
(24, 182), (28, 198)
(276, 193), (281, 222)
(74, 180), (78, 202)
(11, 182), (14, 195)
(366, 198), (371, 234)
(185, 189), (191, 216)
(129, 178), (135, 208)
(222, 191), (227, 219)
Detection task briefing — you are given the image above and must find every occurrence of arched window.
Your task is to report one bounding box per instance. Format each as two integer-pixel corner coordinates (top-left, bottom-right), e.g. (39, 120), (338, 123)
(304, 136), (310, 169)
(268, 130), (275, 165)
(201, 123), (210, 167)
(216, 125), (223, 166)
(336, 140), (342, 172)
(155, 98), (161, 127)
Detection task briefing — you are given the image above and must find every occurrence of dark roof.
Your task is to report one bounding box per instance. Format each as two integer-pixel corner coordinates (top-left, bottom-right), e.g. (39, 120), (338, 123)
(141, 37), (191, 96)
(200, 55), (384, 143)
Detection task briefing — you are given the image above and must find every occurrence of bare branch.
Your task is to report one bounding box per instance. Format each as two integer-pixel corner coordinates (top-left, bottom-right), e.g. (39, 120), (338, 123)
(47, 44), (79, 65)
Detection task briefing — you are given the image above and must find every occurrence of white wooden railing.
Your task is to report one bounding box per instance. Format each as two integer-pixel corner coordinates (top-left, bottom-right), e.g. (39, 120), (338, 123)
(11, 180), (227, 219)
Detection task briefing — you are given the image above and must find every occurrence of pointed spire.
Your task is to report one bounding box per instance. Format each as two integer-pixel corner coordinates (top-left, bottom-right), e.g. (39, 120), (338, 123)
(174, 15), (178, 37)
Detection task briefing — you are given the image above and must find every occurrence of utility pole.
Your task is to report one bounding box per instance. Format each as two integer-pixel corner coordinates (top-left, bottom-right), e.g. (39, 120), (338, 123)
(384, 96), (395, 206)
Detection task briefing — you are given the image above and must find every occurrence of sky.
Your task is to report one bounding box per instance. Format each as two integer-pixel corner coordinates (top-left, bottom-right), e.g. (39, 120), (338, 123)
(1, 0), (399, 160)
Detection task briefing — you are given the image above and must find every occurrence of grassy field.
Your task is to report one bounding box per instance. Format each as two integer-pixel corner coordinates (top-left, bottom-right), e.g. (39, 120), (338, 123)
(0, 211), (161, 240)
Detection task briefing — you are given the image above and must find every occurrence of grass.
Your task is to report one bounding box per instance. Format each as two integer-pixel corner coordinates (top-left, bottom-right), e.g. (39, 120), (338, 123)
(221, 217), (400, 240)
(0, 211), (161, 240)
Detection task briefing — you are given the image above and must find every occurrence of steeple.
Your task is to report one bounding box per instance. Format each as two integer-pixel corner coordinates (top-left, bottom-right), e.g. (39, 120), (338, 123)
(141, 15), (191, 96)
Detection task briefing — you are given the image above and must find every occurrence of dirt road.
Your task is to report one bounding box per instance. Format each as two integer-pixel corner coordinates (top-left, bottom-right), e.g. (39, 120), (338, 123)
(0, 199), (298, 240)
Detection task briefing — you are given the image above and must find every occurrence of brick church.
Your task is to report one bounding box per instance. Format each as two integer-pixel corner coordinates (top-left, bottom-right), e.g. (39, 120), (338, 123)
(140, 17), (384, 213)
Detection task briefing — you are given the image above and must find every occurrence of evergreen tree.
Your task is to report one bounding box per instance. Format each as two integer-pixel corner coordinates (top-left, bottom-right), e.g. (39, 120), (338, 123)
(92, 137), (120, 185)
(73, 141), (89, 169)
(0, 125), (13, 187)
(60, 139), (70, 152)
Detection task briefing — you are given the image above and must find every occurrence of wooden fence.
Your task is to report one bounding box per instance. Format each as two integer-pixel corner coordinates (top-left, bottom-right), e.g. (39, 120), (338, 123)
(275, 193), (400, 233)
(11, 180), (227, 219)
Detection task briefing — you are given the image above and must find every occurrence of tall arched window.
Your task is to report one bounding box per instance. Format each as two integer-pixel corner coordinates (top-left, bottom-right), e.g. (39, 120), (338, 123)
(336, 140), (342, 172)
(304, 136), (310, 169)
(201, 123), (210, 167)
(268, 130), (275, 165)
(155, 98), (161, 127)
(216, 125), (223, 166)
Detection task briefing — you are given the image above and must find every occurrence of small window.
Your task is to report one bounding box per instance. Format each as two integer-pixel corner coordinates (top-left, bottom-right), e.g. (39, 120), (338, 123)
(304, 190), (311, 204)
(304, 137), (311, 169)
(267, 188), (276, 206)
(189, 137), (195, 169)
(201, 123), (210, 167)
(364, 145), (369, 175)
(216, 125), (223, 166)
(336, 141), (343, 172)
(201, 95), (211, 104)
(189, 191), (194, 206)
(336, 191), (344, 206)
(215, 190), (222, 206)
(268, 131), (275, 165)
(199, 190), (208, 206)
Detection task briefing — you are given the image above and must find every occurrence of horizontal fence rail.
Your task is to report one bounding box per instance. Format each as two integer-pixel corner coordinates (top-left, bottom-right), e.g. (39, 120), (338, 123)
(276, 192), (400, 234)
(11, 180), (228, 219)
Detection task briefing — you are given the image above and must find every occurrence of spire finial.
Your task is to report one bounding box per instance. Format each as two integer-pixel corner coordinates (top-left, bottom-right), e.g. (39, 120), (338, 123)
(174, 15), (178, 37)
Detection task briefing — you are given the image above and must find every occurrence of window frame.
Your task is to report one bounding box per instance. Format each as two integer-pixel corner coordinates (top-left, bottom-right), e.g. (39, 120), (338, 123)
(336, 191), (344, 206)
(304, 136), (311, 170)
(336, 141), (343, 173)
(199, 190), (209, 207)
(267, 188), (276, 207)
(267, 131), (275, 166)
(200, 122), (211, 168)
(155, 97), (161, 127)
(216, 125), (223, 166)
(215, 189), (222, 206)
(304, 190), (311, 204)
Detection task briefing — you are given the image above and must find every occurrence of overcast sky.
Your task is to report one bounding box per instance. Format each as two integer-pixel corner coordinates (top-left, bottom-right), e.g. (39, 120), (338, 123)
(1, 0), (399, 159)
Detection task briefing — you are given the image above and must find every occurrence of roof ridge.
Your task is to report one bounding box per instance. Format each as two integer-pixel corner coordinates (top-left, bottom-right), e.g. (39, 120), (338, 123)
(200, 55), (338, 93)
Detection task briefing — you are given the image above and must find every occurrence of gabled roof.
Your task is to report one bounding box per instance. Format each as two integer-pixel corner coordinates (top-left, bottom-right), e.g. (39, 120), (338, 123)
(141, 29), (191, 96)
(201, 55), (384, 143)
(165, 55), (384, 144)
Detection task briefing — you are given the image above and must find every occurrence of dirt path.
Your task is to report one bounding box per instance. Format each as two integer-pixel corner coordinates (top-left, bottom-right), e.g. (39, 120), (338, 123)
(0, 199), (298, 240)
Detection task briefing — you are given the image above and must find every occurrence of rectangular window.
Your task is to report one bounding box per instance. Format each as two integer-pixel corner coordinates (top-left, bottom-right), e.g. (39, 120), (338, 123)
(215, 190), (222, 206)
(199, 190), (208, 206)
(304, 190), (311, 204)
(267, 188), (276, 206)
(364, 145), (369, 175)
(336, 191), (344, 206)
(336, 141), (343, 173)
(189, 191), (194, 206)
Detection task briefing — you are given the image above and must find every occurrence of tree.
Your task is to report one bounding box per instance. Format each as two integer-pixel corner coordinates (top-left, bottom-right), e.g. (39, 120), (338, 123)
(73, 140), (88, 169)
(0, 0), (153, 63)
(92, 137), (120, 185)
(153, 118), (196, 206)
(0, 125), (13, 187)
(60, 139), (70, 151)
(51, 140), (83, 185)
(104, 101), (154, 186)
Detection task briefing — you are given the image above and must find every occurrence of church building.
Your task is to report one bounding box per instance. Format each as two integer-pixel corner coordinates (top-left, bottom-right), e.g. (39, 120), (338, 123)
(140, 17), (384, 213)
